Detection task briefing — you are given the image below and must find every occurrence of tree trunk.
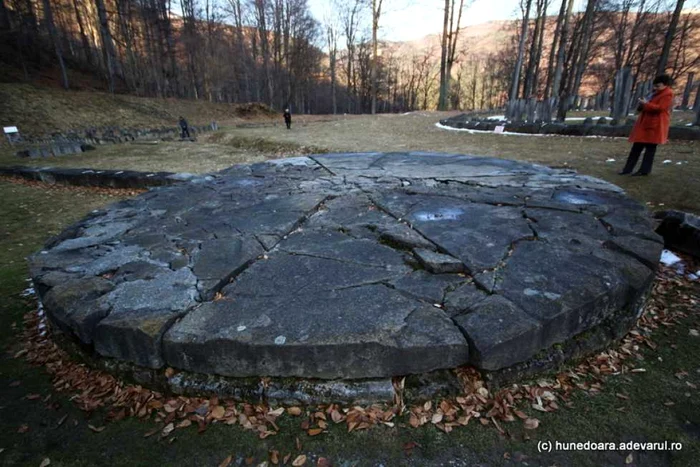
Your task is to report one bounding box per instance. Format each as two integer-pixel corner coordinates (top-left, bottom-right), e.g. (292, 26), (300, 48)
(552, 0), (574, 105)
(95, 0), (116, 93)
(370, 0), (382, 115)
(682, 73), (694, 109)
(657, 0), (685, 76)
(444, 0), (464, 110)
(327, 24), (338, 115)
(510, 0), (532, 102)
(544, 0), (566, 99)
(523, 0), (546, 99)
(438, 0), (450, 110)
(42, 0), (69, 89)
(72, 0), (92, 66)
(565, 0), (597, 116)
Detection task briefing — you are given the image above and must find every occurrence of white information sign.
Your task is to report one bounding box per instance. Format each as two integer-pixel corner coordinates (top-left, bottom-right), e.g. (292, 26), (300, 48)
(494, 125), (505, 134)
(3, 126), (19, 134)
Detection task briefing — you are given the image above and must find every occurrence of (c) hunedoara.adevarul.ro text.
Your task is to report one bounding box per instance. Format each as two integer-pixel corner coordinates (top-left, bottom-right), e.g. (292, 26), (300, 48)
(537, 440), (683, 453)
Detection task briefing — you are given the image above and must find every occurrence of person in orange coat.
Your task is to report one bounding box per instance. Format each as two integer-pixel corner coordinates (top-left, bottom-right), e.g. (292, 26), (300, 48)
(619, 74), (674, 176)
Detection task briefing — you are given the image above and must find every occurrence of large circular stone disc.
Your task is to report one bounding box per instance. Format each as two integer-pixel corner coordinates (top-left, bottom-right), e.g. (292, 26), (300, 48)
(31, 153), (662, 379)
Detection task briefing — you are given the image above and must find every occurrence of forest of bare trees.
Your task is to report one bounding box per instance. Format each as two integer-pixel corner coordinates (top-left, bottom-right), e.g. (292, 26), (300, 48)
(502, 0), (700, 121)
(0, 0), (698, 117)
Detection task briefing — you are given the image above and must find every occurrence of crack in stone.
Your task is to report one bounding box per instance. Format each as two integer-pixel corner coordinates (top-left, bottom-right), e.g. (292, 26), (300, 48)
(206, 196), (337, 298)
(281, 250), (405, 270)
(307, 155), (337, 176)
(399, 188), (524, 209)
(366, 196), (446, 254)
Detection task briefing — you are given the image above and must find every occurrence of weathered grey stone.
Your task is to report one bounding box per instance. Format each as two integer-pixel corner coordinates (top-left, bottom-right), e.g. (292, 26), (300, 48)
(95, 308), (186, 368)
(453, 296), (542, 370)
(191, 237), (264, 297)
(377, 223), (436, 250)
(413, 248), (465, 273)
(41, 277), (115, 342)
(443, 282), (489, 317)
(163, 286), (469, 379)
(31, 152), (661, 382)
(497, 241), (634, 348)
(390, 270), (466, 304)
(604, 236), (665, 269)
(655, 210), (700, 258)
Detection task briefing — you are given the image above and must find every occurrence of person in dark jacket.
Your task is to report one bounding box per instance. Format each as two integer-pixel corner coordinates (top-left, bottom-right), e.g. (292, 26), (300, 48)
(179, 116), (191, 139)
(283, 108), (292, 129)
(619, 74), (674, 176)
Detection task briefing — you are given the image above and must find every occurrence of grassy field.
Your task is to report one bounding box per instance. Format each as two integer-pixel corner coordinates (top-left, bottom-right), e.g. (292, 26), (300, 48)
(3, 111), (697, 214)
(1, 111), (700, 466)
(0, 83), (277, 142)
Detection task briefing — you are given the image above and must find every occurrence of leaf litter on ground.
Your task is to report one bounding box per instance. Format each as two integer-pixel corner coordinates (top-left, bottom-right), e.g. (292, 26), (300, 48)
(13, 253), (700, 445)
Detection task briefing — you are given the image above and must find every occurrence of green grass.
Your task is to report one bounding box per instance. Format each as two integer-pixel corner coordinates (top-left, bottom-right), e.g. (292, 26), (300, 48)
(1, 114), (700, 465)
(1, 178), (700, 466)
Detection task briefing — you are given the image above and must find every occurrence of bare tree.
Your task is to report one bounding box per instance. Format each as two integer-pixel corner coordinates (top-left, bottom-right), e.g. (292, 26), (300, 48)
(509, 0), (532, 101)
(323, 2), (341, 114)
(42, 0), (69, 89)
(544, 0), (567, 98)
(341, 0), (363, 113)
(522, 0), (548, 99)
(657, 0), (685, 75)
(438, 0), (467, 110)
(95, 0), (117, 92)
(370, 0), (383, 114)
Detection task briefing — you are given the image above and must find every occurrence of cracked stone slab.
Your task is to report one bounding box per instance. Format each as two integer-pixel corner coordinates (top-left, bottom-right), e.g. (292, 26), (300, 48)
(163, 285), (469, 379)
(30, 152), (661, 379)
(453, 296), (543, 370)
(413, 248), (465, 273)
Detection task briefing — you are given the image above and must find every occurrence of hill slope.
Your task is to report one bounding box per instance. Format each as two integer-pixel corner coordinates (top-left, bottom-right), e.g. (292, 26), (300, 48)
(0, 84), (275, 140)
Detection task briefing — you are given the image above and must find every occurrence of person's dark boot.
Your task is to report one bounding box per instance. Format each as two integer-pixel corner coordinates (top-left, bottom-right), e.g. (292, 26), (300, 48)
(631, 171), (649, 176)
(618, 170), (632, 175)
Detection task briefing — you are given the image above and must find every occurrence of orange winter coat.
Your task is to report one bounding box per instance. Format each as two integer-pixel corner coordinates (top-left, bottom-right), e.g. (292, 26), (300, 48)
(629, 86), (673, 145)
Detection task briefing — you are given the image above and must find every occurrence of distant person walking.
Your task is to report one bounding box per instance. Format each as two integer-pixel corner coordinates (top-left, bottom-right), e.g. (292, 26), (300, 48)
(283, 108), (292, 130)
(619, 74), (674, 176)
(179, 116), (191, 139)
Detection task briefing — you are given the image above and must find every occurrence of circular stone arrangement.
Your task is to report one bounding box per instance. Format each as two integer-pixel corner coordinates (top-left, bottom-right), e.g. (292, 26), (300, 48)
(31, 152), (663, 387)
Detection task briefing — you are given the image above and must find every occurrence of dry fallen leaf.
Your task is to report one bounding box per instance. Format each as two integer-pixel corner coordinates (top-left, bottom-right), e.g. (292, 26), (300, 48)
(88, 424), (105, 433)
(269, 450), (280, 465)
(308, 428), (324, 436)
(218, 455), (233, 467)
(211, 406), (226, 419)
(164, 368), (175, 378)
(625, 453), (634, 464)
(287, 407), (302, 416)
(177, 419), (192, 428)
(39, 458), (50, 467)
(317, 458), (331, 467)
(161, 423), (174, 436)
(292, 455), (307, 466)
(523, 418), (540, 430)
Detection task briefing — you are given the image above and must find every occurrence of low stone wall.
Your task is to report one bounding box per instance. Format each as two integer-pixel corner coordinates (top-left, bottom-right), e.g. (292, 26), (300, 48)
(14, 122), (219, 158)
(0, 165), (202, 189)
(655, 210), (700, 259)
(440, 114), (700, 140)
